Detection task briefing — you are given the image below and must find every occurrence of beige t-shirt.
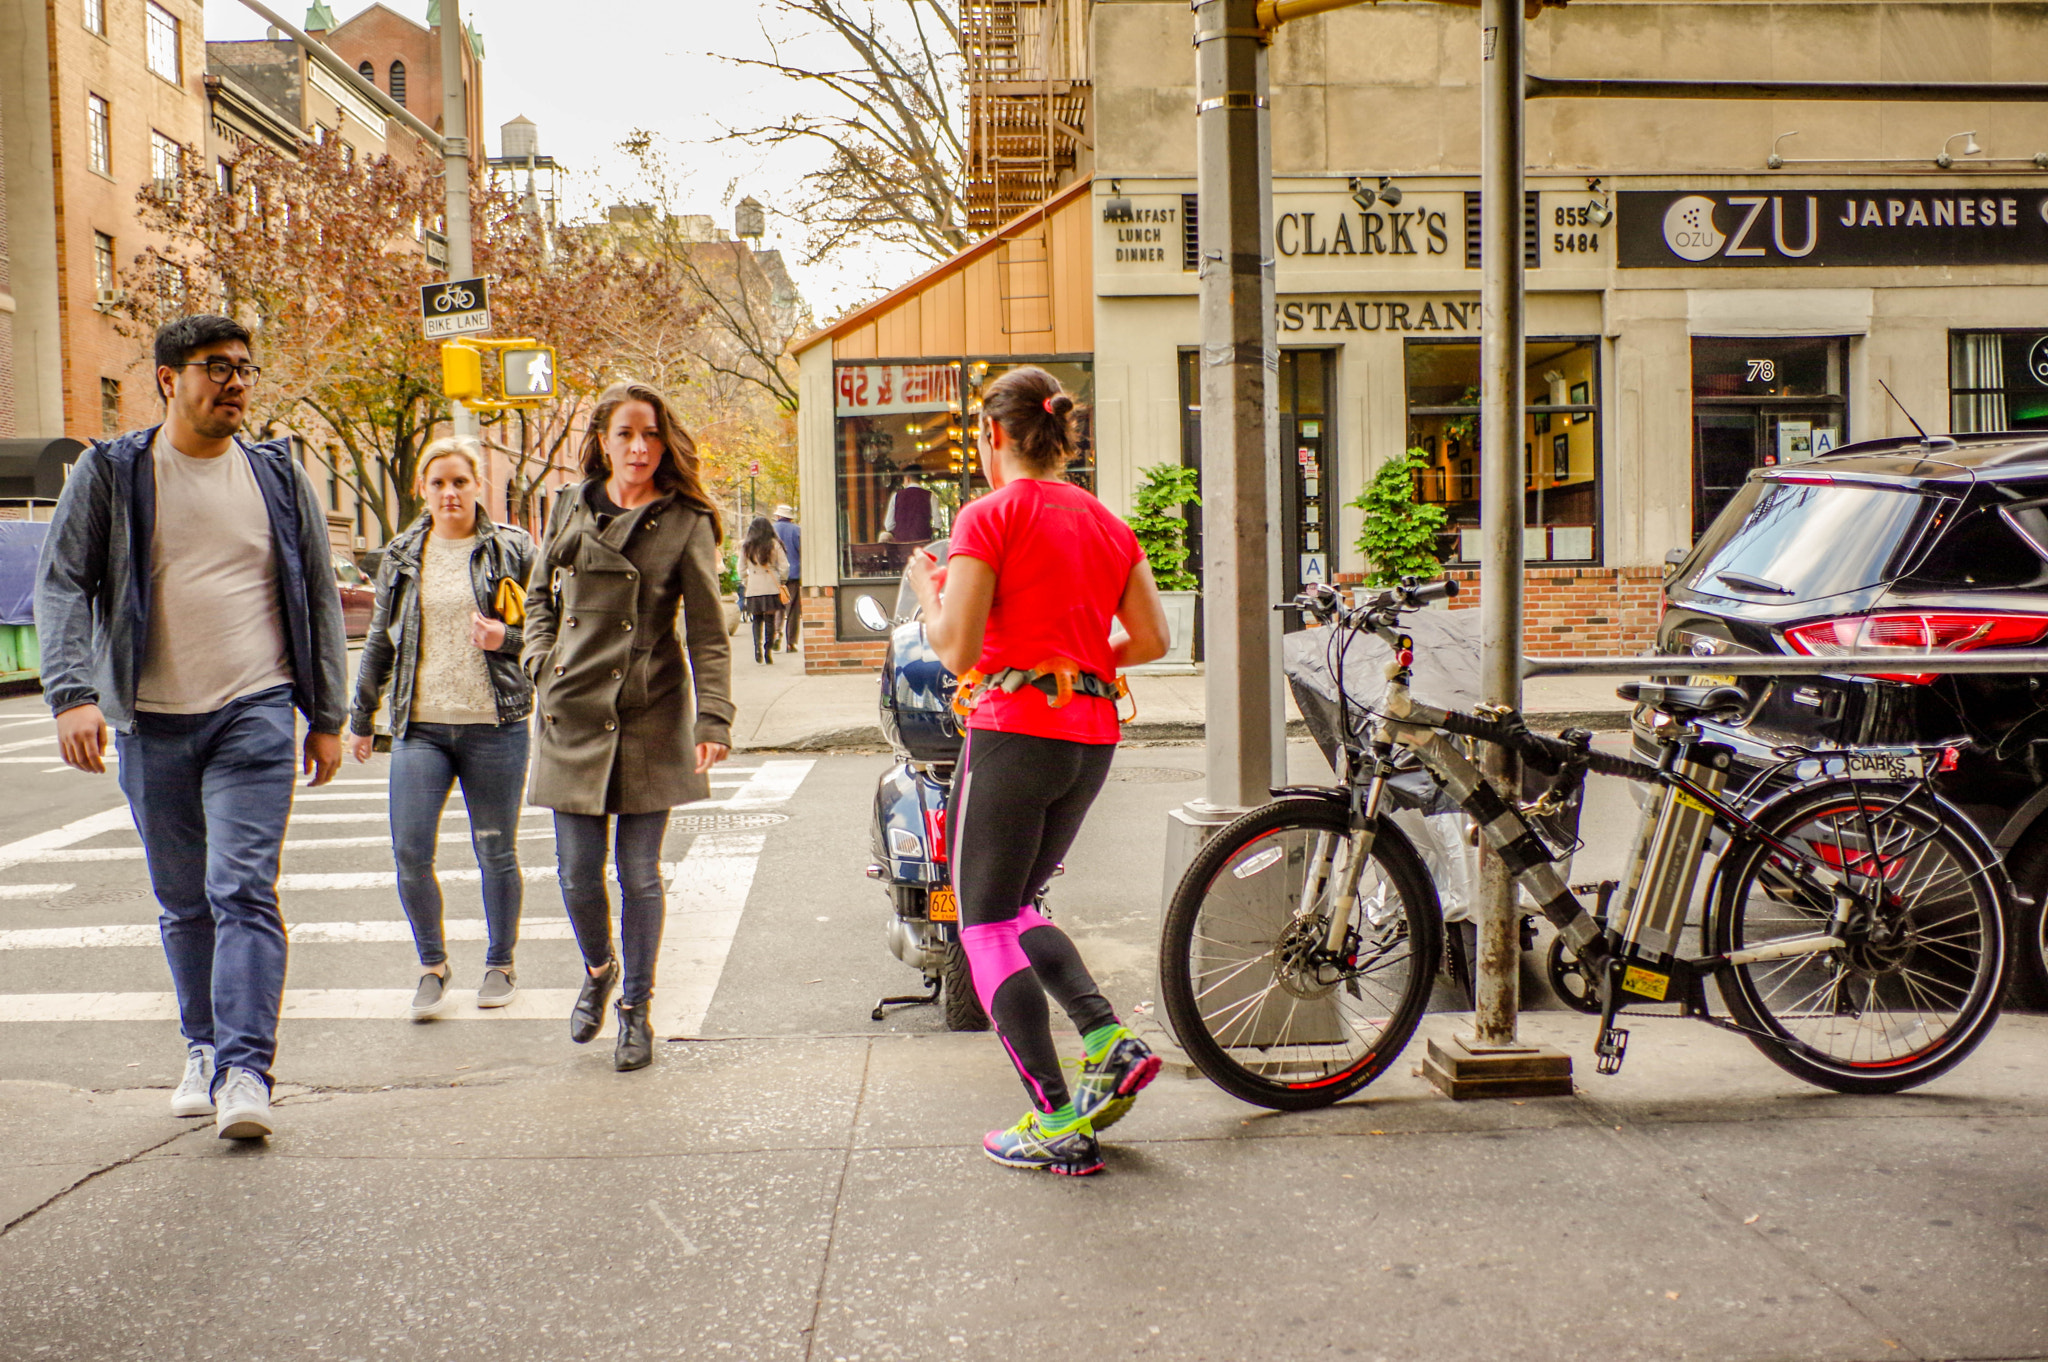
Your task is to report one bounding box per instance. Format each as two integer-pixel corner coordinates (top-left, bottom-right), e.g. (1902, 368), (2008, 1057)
(135, 431), (293, 714)
(409, 533), (498, 725)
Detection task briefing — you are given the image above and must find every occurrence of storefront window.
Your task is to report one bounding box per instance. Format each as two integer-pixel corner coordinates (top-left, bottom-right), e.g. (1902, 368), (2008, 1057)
(1406, 338), (1600, 564)
(1690, 336), (1848, 539)
(833, 357), (1094, 583)
(1950, 331), (2048, 432)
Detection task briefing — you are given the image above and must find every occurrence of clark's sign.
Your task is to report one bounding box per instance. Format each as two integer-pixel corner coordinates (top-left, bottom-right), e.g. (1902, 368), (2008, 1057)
(1619, 189), (2048, 268)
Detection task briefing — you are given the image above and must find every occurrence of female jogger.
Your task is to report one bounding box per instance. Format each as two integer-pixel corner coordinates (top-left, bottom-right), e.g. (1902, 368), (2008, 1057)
(907, 365), (1172, 1174)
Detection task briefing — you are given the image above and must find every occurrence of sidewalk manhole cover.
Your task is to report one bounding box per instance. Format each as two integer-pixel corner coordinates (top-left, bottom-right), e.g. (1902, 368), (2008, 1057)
(1108, 767), (1201, 784)
(669, 812), (791, 832)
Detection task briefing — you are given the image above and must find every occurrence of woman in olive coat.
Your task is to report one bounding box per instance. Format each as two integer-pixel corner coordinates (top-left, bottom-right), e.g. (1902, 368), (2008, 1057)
(522, 381), (734, 1070)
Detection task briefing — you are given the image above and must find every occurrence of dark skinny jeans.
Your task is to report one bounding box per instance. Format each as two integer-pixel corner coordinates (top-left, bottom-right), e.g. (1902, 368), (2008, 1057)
(390, 720), (529, 970)
(555, 811), (669, 1004)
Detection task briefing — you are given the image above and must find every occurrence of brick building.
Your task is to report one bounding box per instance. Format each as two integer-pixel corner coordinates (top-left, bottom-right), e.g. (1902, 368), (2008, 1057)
(308, 0), (483, 163)
(1, 0), (211, 442)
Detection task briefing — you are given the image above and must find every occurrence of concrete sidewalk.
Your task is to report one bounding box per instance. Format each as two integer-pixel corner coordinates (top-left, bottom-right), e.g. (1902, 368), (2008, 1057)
(730, 652), (1632, 751)
(6, 1011), (2046, 1360)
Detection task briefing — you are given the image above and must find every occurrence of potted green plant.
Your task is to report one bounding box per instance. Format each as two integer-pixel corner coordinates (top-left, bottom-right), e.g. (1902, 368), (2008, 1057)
(1126, 462), (1202, 672)
(1351, 447), (1449, 586)
(718, 546), (743, 636)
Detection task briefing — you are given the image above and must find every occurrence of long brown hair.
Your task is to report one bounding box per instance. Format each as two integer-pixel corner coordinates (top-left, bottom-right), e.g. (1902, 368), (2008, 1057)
(980, 366), (1078, 475)
(579, 382), (723, 541)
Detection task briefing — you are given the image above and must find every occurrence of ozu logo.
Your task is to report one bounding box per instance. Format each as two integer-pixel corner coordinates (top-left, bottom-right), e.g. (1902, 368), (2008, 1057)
(1661, 195), (1820, 261)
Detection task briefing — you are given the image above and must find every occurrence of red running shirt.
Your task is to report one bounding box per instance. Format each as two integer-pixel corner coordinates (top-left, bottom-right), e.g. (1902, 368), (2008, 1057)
(946, 477), (1141, 744)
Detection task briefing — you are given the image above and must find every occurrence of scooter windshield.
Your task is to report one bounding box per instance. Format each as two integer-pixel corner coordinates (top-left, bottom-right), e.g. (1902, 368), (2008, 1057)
(891, 537), (951, 623)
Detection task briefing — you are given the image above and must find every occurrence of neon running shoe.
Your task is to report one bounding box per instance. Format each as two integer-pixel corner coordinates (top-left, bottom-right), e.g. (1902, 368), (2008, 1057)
(1071, 1027), (1162, 1133)
(983, 1111), (1103, 1176)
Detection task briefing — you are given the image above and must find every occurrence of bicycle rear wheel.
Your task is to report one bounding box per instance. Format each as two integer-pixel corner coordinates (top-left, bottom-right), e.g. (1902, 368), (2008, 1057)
(1712, 782), (2006, 1094)
(1160, 799), (1442, 1110)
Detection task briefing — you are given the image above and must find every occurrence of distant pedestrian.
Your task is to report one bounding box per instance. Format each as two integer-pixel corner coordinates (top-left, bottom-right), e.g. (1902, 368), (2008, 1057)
(35, 314), (349, 1141)
(347, 439), (536, 1019)
(523, 382), (734, 1071)
(739, 515), (789, 665)
(772, 504), (802, 653)
(906, 366), (1172, 1174)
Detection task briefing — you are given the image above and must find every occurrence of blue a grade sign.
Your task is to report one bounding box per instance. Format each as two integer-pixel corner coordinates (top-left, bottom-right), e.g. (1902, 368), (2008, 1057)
(1618, 189), (2048, 268)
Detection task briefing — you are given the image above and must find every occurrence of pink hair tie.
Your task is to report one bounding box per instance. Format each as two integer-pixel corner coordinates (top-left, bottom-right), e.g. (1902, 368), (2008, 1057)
(1042, 396), (1058, 414)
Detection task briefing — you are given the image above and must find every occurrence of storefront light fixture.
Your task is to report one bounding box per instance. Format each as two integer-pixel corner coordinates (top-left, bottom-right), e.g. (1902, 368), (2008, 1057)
(1585, 177), (1612, 228)
(1935, 131), (1982, 169)
(1102, 178), (1134, 223)
(1349, 176), (1401, 210)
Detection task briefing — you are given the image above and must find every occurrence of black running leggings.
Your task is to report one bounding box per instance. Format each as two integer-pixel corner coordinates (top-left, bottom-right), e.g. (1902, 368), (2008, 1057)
(952, 728), (1119, 1114)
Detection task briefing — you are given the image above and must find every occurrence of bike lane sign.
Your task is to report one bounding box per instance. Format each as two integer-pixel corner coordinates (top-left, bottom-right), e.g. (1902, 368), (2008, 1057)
(421, 278), (491, 338)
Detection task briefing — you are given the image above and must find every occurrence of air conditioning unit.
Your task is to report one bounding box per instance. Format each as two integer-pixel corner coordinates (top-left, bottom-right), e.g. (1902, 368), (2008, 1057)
(94, 287), (126, 311)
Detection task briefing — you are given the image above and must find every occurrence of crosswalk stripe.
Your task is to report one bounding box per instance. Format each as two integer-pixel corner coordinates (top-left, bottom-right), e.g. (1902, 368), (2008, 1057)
(0, 915), (581, 951)
(0, 805), (135, 871)
(655, 831), (766, 1039)
(276, 863), (682, 892)
(0, 988), (583, 1023)
(0, 883), (76, 899)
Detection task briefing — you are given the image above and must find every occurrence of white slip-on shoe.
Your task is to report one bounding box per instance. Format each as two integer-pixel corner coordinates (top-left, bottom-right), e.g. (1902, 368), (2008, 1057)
(170, 1045), (216, 1118)
(214, 1067), (274, 1141)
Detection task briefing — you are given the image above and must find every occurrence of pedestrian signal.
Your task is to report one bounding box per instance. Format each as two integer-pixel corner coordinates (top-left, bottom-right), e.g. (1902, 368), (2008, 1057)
(501, 347), (557, 399)
(440, 343), (483, 402)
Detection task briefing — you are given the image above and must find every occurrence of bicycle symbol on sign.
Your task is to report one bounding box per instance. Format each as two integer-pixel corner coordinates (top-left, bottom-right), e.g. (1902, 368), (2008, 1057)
(432, 285), (476, 313)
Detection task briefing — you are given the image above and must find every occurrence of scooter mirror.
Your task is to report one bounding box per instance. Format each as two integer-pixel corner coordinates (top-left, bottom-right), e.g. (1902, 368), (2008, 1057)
(853, 593), (893, 633)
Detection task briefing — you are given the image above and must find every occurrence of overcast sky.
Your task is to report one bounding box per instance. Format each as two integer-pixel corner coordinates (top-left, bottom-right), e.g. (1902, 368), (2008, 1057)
(202, 0), (916, 316)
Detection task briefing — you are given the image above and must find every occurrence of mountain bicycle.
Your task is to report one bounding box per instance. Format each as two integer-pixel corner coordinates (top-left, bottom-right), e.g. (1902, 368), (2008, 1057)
(1159, 579), (2011, 1109)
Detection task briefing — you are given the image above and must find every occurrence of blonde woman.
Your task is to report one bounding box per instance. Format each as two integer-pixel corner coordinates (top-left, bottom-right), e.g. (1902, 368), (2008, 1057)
(348, 439), (536, 1018)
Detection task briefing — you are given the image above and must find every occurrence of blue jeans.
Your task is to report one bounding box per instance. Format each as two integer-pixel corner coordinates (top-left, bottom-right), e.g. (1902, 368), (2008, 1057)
(116, 686), (297, 1088)
(390, 721), (530, 970)
(554, 811), (668, 1004)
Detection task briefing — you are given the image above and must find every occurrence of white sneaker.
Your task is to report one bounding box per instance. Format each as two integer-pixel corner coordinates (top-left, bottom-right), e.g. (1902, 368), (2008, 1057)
(214, 1067), (274, 1140)
(171, 1045), (216, 1118)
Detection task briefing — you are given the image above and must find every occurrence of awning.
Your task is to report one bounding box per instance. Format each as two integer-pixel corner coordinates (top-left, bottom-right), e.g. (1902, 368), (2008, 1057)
(0, 439), (86, 502)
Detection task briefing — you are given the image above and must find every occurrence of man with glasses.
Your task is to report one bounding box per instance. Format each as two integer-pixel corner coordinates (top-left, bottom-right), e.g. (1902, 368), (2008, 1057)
(36, 314), (347, 1140)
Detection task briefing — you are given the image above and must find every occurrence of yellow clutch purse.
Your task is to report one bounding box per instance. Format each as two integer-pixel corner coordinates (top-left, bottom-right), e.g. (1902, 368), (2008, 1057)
(494, 576), (527, 627)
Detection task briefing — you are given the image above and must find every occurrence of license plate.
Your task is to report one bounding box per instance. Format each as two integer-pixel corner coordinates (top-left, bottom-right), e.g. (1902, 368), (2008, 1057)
(927, 887), (958, 922)
(1843, 749), (1932, 781)
(1689, 674), (1736, 688)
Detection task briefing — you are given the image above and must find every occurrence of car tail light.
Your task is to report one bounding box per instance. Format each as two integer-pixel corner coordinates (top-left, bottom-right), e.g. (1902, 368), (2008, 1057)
(1783, 612), (2048, 684)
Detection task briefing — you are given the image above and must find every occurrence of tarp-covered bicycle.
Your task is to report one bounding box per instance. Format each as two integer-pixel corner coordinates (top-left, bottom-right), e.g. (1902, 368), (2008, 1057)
(1160, 579), (2011, 1109)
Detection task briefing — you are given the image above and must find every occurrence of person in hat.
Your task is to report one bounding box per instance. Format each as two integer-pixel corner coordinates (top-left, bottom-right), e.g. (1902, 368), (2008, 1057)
(771, 505), (801, 653)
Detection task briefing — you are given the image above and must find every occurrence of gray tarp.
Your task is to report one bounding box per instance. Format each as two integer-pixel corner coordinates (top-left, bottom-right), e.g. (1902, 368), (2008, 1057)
(0, 522), (48, 627)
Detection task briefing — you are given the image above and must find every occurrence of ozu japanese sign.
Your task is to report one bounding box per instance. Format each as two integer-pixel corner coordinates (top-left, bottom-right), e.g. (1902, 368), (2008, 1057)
(1618, 189), (2048, 267)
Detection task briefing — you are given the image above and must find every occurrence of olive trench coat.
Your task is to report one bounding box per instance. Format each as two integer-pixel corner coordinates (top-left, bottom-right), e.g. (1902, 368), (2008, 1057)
(521, 481), (735, 815)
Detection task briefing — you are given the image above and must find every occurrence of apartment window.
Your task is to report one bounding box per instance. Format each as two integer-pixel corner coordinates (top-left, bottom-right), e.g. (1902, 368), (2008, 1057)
(100, 379), (121, 434)
(93, 232), (116, 294)
(389, 60), (407, 107)
(83, 0), (104, 35)
(1950, 331), (2048, 433)
(150, 131), (181, 192)
(1407, 337), (1602, 564)
(87, 94), (110, 176)
(157, 262), (188, 320)
(146, 3), (180, 82)
(216, 158), (234, 194)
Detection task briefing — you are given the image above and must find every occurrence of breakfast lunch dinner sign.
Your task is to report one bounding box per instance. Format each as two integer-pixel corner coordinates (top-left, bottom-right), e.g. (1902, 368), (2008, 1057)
(1619, 189), (2048, 267)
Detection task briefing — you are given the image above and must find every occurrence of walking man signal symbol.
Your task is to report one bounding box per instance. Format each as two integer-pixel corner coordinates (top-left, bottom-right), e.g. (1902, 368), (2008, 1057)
(503, 348), (557, 398)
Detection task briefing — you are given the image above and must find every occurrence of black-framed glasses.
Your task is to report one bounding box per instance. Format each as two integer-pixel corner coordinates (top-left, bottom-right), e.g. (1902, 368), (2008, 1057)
(173, 359), (261, 385)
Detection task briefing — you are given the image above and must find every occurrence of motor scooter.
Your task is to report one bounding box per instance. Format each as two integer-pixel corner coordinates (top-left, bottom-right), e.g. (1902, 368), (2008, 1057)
(856, 541), (991, 1030)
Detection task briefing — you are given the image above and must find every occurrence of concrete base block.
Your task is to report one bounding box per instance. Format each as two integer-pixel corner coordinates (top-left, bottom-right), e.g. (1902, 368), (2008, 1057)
(1422, 1034), (1574, 1100)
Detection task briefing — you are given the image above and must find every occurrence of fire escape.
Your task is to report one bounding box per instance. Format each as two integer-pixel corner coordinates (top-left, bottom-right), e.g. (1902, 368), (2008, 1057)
(963, 0), (1092, 332)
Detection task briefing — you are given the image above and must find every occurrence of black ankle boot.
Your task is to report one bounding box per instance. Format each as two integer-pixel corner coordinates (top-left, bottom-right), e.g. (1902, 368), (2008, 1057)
(614, 998), (653, 1072)
(570, 957), (618, 1044)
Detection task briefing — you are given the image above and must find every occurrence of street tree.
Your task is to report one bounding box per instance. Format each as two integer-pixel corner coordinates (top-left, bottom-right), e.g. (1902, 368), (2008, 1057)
(718, 0), (968, 266)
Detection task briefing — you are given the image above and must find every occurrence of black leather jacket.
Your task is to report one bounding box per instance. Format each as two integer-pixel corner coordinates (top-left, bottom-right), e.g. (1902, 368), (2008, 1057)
(349, 507), (536, 738)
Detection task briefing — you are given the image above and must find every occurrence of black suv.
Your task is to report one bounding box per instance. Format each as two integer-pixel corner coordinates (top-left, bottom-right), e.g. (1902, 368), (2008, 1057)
(1643, 432), (2048, 1004)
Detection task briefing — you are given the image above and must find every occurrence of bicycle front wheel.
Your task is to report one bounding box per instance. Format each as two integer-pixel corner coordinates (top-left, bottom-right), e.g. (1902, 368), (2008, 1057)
(1713, 782), (2007, 1094)
(1161, 800), (1442, 1110)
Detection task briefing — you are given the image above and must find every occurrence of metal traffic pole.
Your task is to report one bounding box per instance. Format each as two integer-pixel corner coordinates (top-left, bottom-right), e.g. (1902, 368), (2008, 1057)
(1162, 0), (1283, 903)
(438, 0), (482, 465)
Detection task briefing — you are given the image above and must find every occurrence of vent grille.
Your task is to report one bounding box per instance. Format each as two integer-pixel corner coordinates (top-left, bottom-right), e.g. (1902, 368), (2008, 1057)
(1463, 192), (1541, 270)
(1182, 193), (1200, 272)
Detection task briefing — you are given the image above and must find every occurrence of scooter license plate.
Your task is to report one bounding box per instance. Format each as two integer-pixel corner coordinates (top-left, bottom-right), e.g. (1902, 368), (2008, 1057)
(1843, 749), (1932, 781)
(927, 887), (959, 922)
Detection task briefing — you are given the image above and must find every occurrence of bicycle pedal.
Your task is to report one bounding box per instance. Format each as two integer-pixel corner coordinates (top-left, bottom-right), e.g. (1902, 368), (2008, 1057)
(1594, 1026), (1629, 1076)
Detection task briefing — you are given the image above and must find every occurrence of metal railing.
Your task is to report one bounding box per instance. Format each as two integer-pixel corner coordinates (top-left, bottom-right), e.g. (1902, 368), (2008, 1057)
(1522, 651), (2048, 679)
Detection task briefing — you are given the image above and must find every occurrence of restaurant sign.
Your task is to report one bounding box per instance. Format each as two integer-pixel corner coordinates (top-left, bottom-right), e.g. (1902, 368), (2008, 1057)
(1619, 189), (2048, 268)
(834, 362), (961, 417)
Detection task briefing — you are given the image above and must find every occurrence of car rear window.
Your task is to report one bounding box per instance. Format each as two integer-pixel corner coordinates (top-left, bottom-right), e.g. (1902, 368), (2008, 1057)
(1684, 479), (1933, 603)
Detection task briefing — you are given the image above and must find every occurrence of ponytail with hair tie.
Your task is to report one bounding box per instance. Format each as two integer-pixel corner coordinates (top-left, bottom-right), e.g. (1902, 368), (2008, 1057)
(983, 366), (1080, 474)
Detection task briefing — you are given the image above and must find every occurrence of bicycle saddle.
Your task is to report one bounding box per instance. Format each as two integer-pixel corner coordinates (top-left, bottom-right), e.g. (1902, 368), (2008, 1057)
(1616, 682), (1748, 720)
